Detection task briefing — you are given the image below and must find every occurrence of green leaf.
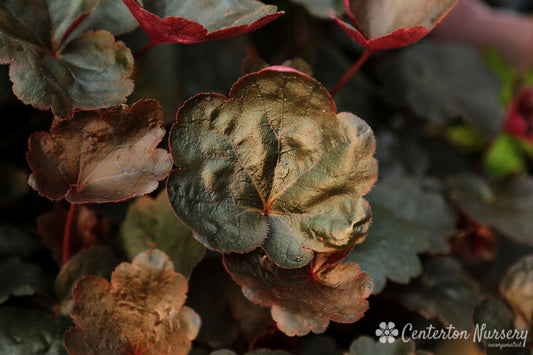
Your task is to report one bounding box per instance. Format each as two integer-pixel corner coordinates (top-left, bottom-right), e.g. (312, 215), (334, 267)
(448, 174), (533, 245)
(54, 246), (119, 313)
(346, 335), (417, 355)
(0, 0), (133, 117)
(0, 306), (66, 355)
(120, 190), (206, 278)
(501, 254), (533, 329)
(345, 205), (430, 294)
(0, 256), (42, 304)
(377, 41), (504, 136)
(168, 68), (377, 268)
(396, 257), (481, 330)
(367, 173), (455, 253)
(473, 298), (525, 355)
(483, 134), (527, 178)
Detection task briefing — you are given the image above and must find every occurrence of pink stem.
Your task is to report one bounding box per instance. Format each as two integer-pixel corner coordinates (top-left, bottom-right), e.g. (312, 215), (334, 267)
(330, 49), (373, 97)
(62, 203), (76, 265)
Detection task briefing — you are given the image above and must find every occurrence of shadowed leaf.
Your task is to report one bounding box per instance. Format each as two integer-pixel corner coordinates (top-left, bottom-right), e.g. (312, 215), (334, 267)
(367, 173), (455, 253)
(120, 190), (205, 277)
(223, 249), (373, 336)
(334, 0), (457, 51)
(290, 0), (344, 18)
(346, 335), (417, 355)
(0, 225), (42, 257)
(377, 41), (504, 136)
(27, 100), (172, 203)
(37, 204), (110, 264)
(0, 0), (134, 117)
(0, 306), (66, 355)
(122, 0), (283, 46)
(345, 205), (430, 294)
(396, 257), (481, 330)
(64, 249), (201, 355)
(212, 350), (291, 355)
(501, 255), (533, 329)
(168, 68), (377, 268)
(0, 256), (42, 304)
(449, 174), (533, 245)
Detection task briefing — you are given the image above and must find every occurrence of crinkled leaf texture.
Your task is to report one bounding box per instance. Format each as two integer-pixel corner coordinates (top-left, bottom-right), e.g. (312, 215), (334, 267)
(345, 205), (430, 294)
(223, 249), (373, 336)
(0, 0), (134, 118)
(122, 0), (283, 46)
(501, 254), (533, 329)
(334, 0), (458, 51)
(168, 68), (377, 268)
(120, 190), (206, 278)
(27, 100), (172, 203)
(64, 249), (201, 355)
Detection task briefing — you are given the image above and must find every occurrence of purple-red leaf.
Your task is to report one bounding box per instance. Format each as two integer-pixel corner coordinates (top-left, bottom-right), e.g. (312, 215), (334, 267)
(223, 249), (373, 336)
(334, 0), (458, 51)
(27, 100), (172, 203)
(122, 0), (283, 46)
(503, 87), (533, 142)
(64, 249), (201, 355)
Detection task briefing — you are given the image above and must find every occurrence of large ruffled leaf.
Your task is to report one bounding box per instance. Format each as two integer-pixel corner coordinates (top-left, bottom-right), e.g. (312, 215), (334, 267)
(120, 190), (206, 277)
(0, 0), (134, 118)
(334, 0), (458, 51)
(448, 174), (533, 245)
(168, 68), (377, 268)
(223, 249), (373, 336)
(345, 205), (430, 294)
(64, 249), (201, 355)
(122, 0), (283, 46)
(27, 100), (172, 203)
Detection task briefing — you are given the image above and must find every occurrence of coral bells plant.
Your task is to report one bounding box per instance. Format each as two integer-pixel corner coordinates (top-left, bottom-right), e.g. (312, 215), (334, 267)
(2, 0), (533, 354)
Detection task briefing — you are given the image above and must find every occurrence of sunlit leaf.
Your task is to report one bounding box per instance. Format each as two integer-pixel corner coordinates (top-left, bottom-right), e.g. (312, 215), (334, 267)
(37, 204), (110, 264)
(27, 100), (172, 203)
(0, 0), (134, 117)
(377, 41), (504, 136)
(122, 0), (283, 46)
(0, 306), (66, 355)
(367, 173), (455, 253)
(223, 249), (373, 336)
(501, 254), (533, 329)
(120, 190), (206, 278)
(396, 257), (480, 330)
(334, 0), (457, 51)
(345, 205), (430, 294)
(448, 174), (533, 246)
(168, 68), (377, 268)
(64, 249), (201, 355)
(0, 256), (42, 304)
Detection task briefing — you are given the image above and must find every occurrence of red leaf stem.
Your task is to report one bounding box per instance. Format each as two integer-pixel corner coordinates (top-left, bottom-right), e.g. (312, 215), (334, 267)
(63, 203), (77, 265)
(330, 49), (373, 97)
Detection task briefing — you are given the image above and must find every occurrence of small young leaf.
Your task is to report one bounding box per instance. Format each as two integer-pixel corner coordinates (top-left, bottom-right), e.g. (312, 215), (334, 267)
(397, 257), (481, 330)
(334, 0), (457, 51)
(27, 100), (172, 203)
(377, 41), (504, 137)
(0, 0), (134, 117)
(64, 249), (201, 355)
(448, 174), (533, 246)
(347, 335), (417, 355)
(37, 205), (110, 264)
(0, 256), (42, 304)
(120, 190), (206, 278)
(367, 173), (455, 253)
(473, 298), (522, 355)
(500, 254), (533, 329)
(122, 0), (283, 46)
(0, 306), (66, 355)
(345, 205), (430, 294)
(168, 68), (377, 268)
(223, 249), (373, 336)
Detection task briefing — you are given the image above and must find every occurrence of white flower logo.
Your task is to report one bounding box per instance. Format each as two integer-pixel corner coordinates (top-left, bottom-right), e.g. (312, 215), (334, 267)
(375, 321), (398, 343)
